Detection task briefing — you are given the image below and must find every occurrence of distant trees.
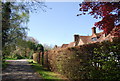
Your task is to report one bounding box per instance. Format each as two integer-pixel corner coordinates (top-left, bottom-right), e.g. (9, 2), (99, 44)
(3, 35), (44, 59)
(43, 44), (53, 51)
(2, 1), (46, 59)
(2, 2), (29, 58)
(78, 1), (120, 36)
(16, 37), (44, 59)
(15, 38), (36, 59)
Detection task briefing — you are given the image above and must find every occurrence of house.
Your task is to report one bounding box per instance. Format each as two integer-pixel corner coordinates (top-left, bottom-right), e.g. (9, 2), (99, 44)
(60, 27), (104, 48)
(74, 26), (120, 46)
(61, 44), (69, 48)
(59, 25), (120, 49)
(74, 27), (104, 46)
(61, 42), (75, 48)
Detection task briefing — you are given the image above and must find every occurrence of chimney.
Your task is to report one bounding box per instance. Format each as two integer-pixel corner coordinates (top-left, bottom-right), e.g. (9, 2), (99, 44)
(74, 34), (79, 46)
(92, 27), (96, 34)
(54, 45), (57, 48)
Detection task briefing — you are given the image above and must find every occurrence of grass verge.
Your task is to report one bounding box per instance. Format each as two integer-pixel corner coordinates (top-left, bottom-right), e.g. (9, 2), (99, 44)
(28, 60), (68, 81)
(3, 58), (17, 60)
(2, 61), (9, 69)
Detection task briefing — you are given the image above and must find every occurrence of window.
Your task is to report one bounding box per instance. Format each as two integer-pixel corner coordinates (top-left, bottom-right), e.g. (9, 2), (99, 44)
(92, 37), (97, 41)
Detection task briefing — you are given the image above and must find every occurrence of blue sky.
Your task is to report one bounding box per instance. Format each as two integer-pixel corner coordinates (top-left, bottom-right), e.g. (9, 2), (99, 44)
(27, 2), (102, 46)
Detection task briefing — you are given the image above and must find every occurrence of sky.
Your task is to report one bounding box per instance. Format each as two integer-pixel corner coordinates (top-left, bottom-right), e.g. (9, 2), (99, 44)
(27, 2), (102, 46)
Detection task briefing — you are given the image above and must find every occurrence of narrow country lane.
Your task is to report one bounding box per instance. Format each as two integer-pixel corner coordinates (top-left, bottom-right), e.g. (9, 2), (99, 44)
(2, 59), (42, 81)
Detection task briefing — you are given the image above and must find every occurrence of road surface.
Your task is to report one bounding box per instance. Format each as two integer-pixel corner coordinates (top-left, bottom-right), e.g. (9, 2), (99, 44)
(2, 59), (42, 81)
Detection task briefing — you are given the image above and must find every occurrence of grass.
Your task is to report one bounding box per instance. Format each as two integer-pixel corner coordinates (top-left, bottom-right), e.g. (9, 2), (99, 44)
(2, 61), (9, 69)
(2, 58), (14, 70)
(28, 60), (68, 81)
(3, 57), (29, 60)
(4, 58), (17, 60)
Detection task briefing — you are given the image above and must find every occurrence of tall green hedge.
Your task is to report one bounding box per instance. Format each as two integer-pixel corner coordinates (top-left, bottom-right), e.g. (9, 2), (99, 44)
(47, 37), (120, 80)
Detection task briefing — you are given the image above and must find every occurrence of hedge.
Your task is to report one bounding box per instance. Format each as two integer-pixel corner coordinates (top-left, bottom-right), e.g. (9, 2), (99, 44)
(46, 37), (120, 80)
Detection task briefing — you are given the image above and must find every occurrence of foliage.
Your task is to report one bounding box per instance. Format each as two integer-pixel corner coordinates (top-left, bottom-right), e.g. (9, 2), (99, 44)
(46, 37), (120, 80)
(38, 44), (44, 65)
(90, 37), (120, 80)
(4, 58), (17, 60)
(2, 2), (29, 58)
(2, 61), (9, 69)
(28, 60), (67, 81)
(26, 36), (39, 44)
(36, 44), (44, 52)
(33, 53), (39, 62)
(3, 36), (44, 59)
(2, 1), (47, 59)
(78, 2), (120, 36)
(2, 2), (29, 47)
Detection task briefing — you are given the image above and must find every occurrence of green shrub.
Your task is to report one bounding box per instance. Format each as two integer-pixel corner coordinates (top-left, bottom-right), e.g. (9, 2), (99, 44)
(46, 37), (120, 80)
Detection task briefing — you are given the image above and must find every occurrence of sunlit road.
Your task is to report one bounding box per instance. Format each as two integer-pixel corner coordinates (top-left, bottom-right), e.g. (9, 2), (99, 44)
(2, 59), (41, 81)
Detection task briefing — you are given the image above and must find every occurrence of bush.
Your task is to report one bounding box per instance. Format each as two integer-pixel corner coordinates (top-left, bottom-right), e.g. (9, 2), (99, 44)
(33, 53), (39, 62)
(12, 54), (26, 59)
(46, 37), (120, 80)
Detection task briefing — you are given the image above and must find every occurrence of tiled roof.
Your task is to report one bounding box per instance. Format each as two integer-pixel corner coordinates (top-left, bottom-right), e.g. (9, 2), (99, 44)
(79, 32), (104, 44)
(79, 36), (91, 44)
(68, 42), (75, 47)
(61, 44), (69, 48)
(58, 26), (119, 48)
